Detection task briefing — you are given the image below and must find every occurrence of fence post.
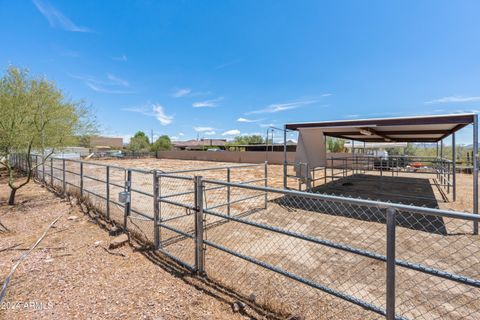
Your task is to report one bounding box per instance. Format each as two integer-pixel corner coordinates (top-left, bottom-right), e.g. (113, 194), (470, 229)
(106, 166), (110, 219)
(227, 168), (231, 216)
(80, 162), (84, 198)
(324, 166), (327, 185)
(386, 207), (397, 320)
(264, 161), (268, 209)
(447, 162), (451, 194)
(194, 175), (205, 274)
(62, 158), (66, 195)
(35, 155), (38, 178)
(124, 169), (132, 230)
(153, 170), (160, 249)
(331, 158), (334, 182)
(306, 162), (311, 189)
(298, 163), (302, 190)
(50, 157), (53, 186)
(42, 156), (45, 182)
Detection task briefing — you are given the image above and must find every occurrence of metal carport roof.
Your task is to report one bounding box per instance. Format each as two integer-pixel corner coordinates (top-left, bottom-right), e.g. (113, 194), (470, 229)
(285, 113), (476, 142)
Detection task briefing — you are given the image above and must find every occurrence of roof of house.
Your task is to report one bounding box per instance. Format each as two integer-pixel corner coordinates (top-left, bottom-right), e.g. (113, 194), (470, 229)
(173, 139), (228, 147)
(285, 113), (476, 142)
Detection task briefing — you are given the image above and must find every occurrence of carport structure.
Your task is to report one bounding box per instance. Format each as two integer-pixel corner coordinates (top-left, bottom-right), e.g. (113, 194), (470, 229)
(283, 113), (479, 229)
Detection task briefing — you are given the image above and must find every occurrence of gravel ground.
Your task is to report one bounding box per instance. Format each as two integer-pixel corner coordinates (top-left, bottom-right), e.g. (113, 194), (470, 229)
(0, 174), (263, 320)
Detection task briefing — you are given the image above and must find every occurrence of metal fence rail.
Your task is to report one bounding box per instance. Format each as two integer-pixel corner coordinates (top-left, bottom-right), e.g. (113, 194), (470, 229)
(10, 153), (480, 319)
(286, 155), (457, 203)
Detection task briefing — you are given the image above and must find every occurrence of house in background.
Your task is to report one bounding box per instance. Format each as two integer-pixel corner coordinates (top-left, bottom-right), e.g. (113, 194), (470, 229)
(173, 139), (228, 151)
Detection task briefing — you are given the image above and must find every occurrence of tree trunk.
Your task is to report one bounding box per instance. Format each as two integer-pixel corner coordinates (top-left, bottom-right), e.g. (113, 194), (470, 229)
(8, 188), (17, 205)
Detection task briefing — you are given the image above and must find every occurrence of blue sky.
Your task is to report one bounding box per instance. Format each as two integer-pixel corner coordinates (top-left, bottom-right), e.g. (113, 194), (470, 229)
(1, 1), (480, 144)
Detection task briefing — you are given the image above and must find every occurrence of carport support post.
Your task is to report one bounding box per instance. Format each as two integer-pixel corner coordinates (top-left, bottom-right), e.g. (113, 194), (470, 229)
(194, 176), (205, 274)
(153, 170), (160, 249)
(440, 139), (444, 186)
(283, 125), (287, 189)
(473, 114), (479, 234)
(452, 133), (456, 202)
(386, 207), (396, 320)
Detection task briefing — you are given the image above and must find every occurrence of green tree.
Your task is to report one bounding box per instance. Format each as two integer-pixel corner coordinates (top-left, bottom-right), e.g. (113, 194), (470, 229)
(0, 66), (96, 204)
(326, 137), (345, 152)
(128, 131), (150, 152)
(233, 135), (264, 145)
(151, 135), (172, 152)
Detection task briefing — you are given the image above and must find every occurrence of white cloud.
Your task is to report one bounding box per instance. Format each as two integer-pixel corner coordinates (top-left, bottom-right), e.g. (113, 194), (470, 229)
(222, 129), (240, 136)
(70, 73), (134, 94)
(194, 127), (215, 132)
(246, 100), (317, 114)
(179, 132), (185, 136)
(259, 123), (275, 128)
(321, 93), (333, 97)
(173, 88), (191, 98)
(107, 73), (129, 87)
(112, 54), (128, 62)
(425, 96), (480, 104)
(33, 0), (92, 32)
(85, 82), (133, 94)
(204, 131), (216, 136)
(215, 58), (243, 70)
(193, 101), (215, 108)
(237, 117), (260, 123)
(152, 104), (173, 125)
(122, 104), (173, 126)
(241, 132), (262, 136)
(192, 97), (223, 108)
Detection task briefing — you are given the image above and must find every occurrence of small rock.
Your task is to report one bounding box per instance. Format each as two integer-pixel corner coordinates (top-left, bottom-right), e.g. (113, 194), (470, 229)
(109, 226), (122, 236)
(94, 240), (102, 247)
(45, 258), (54, 263)
(287, 315), (304, 320)
(109, 234), (128, 249)
(248, 293), (256, 302)
(232, 301), (245, 313)
(67, 215), (78, 221)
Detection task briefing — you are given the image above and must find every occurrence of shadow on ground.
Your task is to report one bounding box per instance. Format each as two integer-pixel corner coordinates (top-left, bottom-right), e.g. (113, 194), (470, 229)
(275, 174), (447, 235)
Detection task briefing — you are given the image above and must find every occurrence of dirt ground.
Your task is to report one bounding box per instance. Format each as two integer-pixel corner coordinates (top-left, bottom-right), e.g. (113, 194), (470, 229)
(5, 157), (480, 319)
(0, 174), (269, 320)
(88, 157), (476, 212)
(63, 157), (478, 319)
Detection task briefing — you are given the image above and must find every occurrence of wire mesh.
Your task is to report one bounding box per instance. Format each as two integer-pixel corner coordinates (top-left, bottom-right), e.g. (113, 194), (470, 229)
(128, 170), (155, 244)
(157, 174), (197, 268)
(13, 155), (480, 319)
(200, 178), (480, 319)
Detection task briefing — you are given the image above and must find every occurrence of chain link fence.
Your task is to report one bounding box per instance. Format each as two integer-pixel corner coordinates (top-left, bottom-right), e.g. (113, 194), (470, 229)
(10, 153), (480, 319)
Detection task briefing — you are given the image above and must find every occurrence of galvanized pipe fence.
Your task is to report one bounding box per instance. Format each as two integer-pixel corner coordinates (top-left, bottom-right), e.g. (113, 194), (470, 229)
(10, 153), (480, 319)
(285, 155), (456, 201)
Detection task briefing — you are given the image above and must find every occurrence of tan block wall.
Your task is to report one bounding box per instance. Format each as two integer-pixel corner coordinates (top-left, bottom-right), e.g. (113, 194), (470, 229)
(157, 151), (296, 164)
(90, 136), (123, 148)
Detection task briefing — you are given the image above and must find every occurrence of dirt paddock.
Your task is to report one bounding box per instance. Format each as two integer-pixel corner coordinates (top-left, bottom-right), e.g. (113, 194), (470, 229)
(89, 157), (477, 212)
(10, 157), (480, 319)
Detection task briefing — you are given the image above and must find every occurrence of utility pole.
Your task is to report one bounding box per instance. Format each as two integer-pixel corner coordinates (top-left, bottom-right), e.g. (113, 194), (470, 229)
(151, 129), (154, 145)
